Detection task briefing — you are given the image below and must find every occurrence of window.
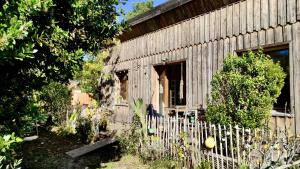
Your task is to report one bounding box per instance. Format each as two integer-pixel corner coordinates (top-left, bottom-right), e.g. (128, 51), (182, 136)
(237, 46), (290, 113)
(266, 49), (290, 113)
(116, 71), (128, 102)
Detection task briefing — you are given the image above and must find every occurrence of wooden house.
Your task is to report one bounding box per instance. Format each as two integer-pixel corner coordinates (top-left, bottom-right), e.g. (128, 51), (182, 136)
(106, 0), (300, 133)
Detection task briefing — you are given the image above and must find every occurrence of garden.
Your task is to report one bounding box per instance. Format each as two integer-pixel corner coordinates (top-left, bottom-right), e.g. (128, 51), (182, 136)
(1, 0), (300, 169)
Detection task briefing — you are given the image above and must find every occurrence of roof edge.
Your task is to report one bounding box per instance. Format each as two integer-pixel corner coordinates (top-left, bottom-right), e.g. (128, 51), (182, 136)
(127, 0), (193, 26)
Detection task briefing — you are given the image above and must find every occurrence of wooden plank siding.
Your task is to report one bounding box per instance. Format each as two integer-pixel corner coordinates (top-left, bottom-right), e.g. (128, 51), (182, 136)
(107, 0), (300, 134)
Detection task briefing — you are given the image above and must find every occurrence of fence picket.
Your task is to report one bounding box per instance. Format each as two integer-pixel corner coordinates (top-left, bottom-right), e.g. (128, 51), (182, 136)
(229, 125), (235, 168)
(218, 124), (224, 169)
(144, 115), (292, 169)
(224, 125), (229, 169)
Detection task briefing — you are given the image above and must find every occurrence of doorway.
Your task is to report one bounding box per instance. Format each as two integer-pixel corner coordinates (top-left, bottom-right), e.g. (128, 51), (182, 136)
(151, 61), (186, 115)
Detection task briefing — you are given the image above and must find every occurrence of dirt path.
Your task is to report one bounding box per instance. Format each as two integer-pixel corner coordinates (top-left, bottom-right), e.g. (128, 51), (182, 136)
(22, 129), (122, 169)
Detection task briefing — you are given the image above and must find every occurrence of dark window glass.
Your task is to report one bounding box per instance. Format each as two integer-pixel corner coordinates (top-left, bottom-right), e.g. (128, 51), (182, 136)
(266, 49), (290, 112)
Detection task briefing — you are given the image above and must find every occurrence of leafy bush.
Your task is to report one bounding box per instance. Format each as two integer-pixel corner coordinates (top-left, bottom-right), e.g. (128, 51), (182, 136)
(149, 157), (178, 169)
(206, 50), (286, 129)
(196, 160), (212, 169)
(118, 99), (148, 155)
(76, 118), (92, 143)
(39, 81), (71, 124)
(0, 133), (22, 169)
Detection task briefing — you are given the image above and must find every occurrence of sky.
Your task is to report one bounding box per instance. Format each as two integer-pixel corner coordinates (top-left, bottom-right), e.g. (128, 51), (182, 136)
(117, 0), (168, 21)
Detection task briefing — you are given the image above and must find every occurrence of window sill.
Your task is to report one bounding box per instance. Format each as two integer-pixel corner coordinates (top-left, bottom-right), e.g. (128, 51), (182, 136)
(271, 110), (294, 117)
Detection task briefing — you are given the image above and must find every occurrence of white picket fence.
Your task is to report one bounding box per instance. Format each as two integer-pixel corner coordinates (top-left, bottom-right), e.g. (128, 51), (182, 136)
(145, 115), (300, 169)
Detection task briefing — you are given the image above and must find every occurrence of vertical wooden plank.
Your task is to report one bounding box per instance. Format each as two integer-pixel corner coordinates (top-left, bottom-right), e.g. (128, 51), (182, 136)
(269, 0), (278, 28)
(246, 0), (254, 33)
(195, 17), (200, 44)
(227, 5), (233, 37)
(188, 46), (193, 109)
(210, 12), (216, 41)
(215, 9), (221, 40)
(224, 38), (230, 58)
(201, 43), (208, 107)
(275, 26), (283, 43)
(284, 24), (292, 42)
(237, 34), (244, 50)
(207, 42), (213, 100)
(197, 45), (203, 106)
(239, 1), (247, 35)
(218, 39), (224, 70)
(287, 0), (296, 23)
(190, 18), (195, 46)
(181, 21), (186, 48)
(230, 36), (237, 55)
(297, 0), (300, 20)
(258, 29), (266, 46)
(192, 46), (198, 106)
(233, 2), (240, 36)
(213, 41), (218, 74)
(278, 0), (287, 26)
(266, 28), (275, 44)
(221, 7), (227, 38)
(199, 15), (205, 44)
(179, 22), (183, 48)
(250, 31), (258, 48)
(244, 33), (251, 49)
(185, 21), (190, 47)
(205, 14), (210, 42)
(261, 0), (269, 29)
(292, 23), (300, 133)
(253, 0), (261, 31)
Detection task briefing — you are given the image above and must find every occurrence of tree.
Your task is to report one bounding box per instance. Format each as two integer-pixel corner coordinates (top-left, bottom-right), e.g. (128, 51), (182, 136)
(125, 0), (154, 20)
(0, 0), (124, 133)
(206, 50), (286, 129)
(75, 50), (112, 102)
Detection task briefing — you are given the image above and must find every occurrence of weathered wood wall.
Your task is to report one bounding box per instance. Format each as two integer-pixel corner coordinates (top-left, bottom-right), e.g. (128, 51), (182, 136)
(108, 0), (300, 133)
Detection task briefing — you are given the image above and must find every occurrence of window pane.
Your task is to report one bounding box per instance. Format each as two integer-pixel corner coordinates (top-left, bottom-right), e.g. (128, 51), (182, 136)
(266, 49), (290, 113)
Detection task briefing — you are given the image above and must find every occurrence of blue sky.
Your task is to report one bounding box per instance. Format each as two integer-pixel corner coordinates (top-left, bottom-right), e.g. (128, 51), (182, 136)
(117, 0), (168, 21)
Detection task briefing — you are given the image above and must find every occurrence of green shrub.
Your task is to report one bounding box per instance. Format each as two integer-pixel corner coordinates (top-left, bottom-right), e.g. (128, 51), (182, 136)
(206, 50), (286, 129)
(149, 157), (178, 169)
(117, 99), (147, 155)
(76, 118), (92, 143)
(0, 133), (22, 169)
(196, 160), (212, 169)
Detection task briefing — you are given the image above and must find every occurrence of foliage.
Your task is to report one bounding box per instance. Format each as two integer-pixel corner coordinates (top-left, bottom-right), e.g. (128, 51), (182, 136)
(206, 50), (286, 129)
(117, 98), (148, 155)
(149, 157), (178, 169)
(125, 0), (154, 20)
(0, 0), (124, 133)
(247, 127), (300, 168)
(0, 133), (22, 169)
(75, 50), (112, 101)
(53, 102), (113, 143)
(55, 110), (79, 136)
(196, 160), (212, 169)
(173, 131), (193, 168)
(38, 81), (71, 124)
(76, 118), (92, 143)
